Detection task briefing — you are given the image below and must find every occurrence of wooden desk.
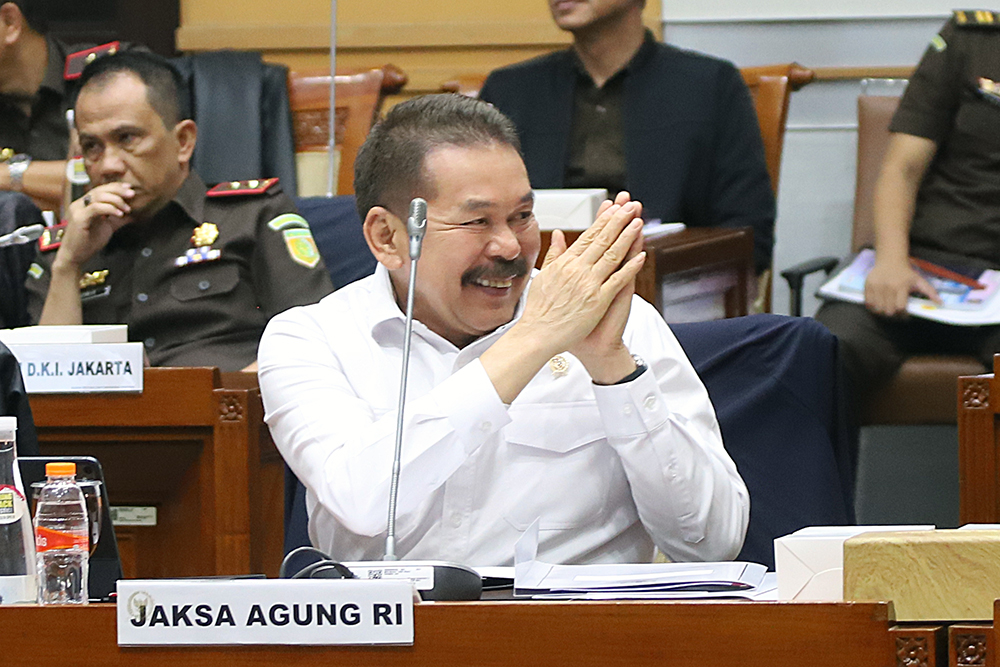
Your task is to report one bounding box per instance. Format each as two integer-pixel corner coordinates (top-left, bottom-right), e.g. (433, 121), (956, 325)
(958, 355), (1000, 524)
(29, 367), (276, 579)
(540, 227), (754, 320)
(2, 601), (896, 666)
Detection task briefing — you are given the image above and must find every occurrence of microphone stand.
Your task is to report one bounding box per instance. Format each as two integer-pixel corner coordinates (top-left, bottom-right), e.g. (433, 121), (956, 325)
(384, 197), (426, 561)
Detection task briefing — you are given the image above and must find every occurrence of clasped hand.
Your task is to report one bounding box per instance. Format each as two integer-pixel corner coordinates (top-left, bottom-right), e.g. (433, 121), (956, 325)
(517, 192), (646, 381)
(56, 182), (135, 269)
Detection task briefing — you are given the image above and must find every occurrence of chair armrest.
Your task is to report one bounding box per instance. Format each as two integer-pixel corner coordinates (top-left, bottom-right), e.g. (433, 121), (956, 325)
(780, 256), (840, 316)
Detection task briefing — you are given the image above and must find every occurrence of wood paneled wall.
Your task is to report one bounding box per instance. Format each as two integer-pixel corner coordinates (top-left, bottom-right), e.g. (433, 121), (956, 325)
(177, 0), (662, 102)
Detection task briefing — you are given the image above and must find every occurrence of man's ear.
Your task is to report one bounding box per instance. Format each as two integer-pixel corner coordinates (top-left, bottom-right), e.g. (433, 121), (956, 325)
(174, 119), (197, 165)
(0, 3), (25, 44)
(363, 206), (407, 270)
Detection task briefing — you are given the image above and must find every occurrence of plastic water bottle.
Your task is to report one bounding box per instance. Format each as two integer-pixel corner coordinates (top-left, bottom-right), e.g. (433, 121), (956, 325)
(34, 461), (89, 604)
(0, 417), (36, 604)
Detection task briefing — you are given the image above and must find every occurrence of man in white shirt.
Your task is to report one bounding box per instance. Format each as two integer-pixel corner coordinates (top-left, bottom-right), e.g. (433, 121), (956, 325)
(258, 94), (748, 566)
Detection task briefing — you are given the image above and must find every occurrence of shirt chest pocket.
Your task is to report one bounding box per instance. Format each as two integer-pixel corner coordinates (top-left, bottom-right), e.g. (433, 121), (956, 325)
(169, 264), (240, 302)
(501, 404), (620, 531)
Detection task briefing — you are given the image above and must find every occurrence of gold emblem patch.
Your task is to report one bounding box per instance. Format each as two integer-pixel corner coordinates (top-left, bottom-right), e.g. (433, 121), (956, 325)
(79, 270), (109, 289)
(282, 228), (321, 268)
(191, 222), (219, 247)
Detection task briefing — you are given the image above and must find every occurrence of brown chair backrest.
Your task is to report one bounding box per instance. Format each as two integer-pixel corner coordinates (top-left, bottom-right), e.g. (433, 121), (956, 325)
(440, 74), (488, 98)
(739, 63), (814, 197)
(288, 65), (408, 195)
(851, 95), (901, 253)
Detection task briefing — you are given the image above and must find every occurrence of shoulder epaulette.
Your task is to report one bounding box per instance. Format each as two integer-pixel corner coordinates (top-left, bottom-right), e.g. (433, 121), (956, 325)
(64, 42), (121, 80)
(38, 222), (67, 252)
(954, 9), (1000, 27)
(206, 178), (280, 197)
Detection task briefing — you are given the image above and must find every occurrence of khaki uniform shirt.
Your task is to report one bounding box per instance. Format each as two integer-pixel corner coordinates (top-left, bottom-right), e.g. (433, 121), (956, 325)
(890, 12), (1000, 269)
(26, 173), (334, 371)
(1, 37), (86, 161)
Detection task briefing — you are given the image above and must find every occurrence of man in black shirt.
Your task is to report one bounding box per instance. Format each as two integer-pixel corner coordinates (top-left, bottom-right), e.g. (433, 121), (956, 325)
(479, 0), (775, 275)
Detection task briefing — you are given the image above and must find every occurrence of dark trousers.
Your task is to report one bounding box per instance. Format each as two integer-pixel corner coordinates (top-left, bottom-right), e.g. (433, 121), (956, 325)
(815, 300), (1000, 408)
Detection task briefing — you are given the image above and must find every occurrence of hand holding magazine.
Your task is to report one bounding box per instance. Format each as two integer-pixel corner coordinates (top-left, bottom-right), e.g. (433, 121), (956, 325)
(818, 249), (1000, 326)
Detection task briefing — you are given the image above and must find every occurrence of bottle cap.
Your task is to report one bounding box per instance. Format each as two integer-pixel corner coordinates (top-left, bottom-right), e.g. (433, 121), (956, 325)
(0, 416), (16, 441)
(45, 461), (76, 476)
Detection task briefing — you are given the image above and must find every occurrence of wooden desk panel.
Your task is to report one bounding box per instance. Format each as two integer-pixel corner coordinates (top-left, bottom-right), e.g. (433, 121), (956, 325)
(958, 356), (998, 524)
(29, 368), (265, 579)
(540, 227), (753, 320)
(2, 601), (895, 667)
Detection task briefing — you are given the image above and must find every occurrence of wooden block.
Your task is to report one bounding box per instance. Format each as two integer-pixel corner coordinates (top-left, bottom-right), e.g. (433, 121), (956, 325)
(890, 625), (946, 667)
(948, 624), (992, 667)
(844, 530), (1000, 622)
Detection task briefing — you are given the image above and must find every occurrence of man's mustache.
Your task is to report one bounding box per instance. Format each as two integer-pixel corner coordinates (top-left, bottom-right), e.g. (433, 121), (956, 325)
(461, 257), (530, 285)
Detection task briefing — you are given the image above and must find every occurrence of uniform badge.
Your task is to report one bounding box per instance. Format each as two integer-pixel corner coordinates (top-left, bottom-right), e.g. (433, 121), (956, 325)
(282, 228), (321, 268)
(79, 270), (111, 301)
(548, 355), (570, 378)
(27, 263), (44, 280)
(206, 178), (280, 197)
(79, 270), (109, 289)
(38, 222), (67, 252)
(978, 78), (1000, 106)
(191, 222), (219, 247)
(175, 222), (222, 267)
(64, 42), (120, 80)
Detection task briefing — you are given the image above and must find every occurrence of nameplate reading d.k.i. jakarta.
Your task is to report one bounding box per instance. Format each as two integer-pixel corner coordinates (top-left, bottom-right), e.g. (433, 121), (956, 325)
(117, 579), (415, 646)
(6, 343), (143, 394)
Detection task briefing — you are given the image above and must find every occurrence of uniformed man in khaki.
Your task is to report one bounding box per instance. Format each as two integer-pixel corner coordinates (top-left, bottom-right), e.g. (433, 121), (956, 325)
(26, 50), (334, 372)
(816, 10), (1000, 407)
(0, 0), (124, 209)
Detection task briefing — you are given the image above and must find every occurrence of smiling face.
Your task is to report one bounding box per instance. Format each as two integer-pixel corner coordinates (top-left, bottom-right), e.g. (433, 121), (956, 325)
(549, 0), (642, 33)
(76, 71), (194, 221)
(392, 142), (540, 348)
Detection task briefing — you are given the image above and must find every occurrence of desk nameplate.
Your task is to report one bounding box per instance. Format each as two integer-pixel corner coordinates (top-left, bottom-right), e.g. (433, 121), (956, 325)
(9, 343), (143, 393)
(117, 579), (415, 646)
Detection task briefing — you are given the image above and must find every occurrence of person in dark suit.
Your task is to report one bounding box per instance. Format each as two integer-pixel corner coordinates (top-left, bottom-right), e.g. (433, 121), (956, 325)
(479, 0), (775, 275)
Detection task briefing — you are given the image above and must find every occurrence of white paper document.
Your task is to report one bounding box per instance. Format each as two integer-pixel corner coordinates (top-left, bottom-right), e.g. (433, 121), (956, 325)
(513, 520), (766, 599)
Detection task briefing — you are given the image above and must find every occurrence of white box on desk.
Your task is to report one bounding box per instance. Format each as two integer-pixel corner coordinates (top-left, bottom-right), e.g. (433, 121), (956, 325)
(533, 189), (608, 231)
(775, 525), (933, 601)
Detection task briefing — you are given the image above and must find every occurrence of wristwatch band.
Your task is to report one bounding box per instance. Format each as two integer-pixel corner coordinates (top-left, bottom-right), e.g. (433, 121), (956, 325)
(613, 354), (648, 385)
(6, 154), (31, 192)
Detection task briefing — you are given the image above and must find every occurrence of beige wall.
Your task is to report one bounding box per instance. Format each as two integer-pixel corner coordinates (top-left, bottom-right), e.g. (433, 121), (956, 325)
(177, 0), (662, 99)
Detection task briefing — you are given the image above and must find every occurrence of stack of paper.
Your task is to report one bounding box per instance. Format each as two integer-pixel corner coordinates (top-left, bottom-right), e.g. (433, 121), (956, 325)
(0, 325), (143, 393)
(512, 520), (766, 599)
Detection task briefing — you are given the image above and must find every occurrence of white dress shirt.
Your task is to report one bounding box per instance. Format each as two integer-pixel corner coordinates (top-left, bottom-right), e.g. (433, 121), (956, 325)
(258, 264), (749, 566)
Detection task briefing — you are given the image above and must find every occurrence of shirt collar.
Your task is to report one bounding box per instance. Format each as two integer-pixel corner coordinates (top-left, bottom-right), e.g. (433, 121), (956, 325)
(368, 263), (532, 355)
(570, 28), (656, 86)
(171, 171), (207, 223)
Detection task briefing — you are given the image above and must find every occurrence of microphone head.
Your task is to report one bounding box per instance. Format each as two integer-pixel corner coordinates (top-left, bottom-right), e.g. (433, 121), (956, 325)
(407, 197), (428, 260)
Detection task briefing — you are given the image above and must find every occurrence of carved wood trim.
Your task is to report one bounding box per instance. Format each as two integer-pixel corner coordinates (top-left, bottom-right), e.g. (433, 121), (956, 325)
(949, 625), (991, 667)
(963, 379), (991, 411)
(891, 625), (945, 667)
(218, 394), (246, 422)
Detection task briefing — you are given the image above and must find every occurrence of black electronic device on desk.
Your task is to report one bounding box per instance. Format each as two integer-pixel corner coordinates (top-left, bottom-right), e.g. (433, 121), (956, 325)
(18, 455), (122, 602)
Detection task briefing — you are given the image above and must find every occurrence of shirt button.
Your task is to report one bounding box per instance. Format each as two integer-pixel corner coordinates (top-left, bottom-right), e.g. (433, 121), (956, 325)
(144, 337), (156, 349)
(480, 421), (492, 432)
(643, 395), (658, 411)
(140, 247), (153, 258)
(136, 293), (148, 303)
(623, 405), (633, 416)
(450, 512), (462, 528)
(198, 280), (211, 291)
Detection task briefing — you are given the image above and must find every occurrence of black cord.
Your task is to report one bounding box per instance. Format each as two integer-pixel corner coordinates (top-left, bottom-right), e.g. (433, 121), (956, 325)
(279, 545), (357, 580)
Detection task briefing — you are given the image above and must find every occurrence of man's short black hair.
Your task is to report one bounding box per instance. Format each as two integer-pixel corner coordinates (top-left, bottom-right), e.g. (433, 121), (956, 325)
(76, 50), (187, 128)
(353, 93), (522, 221)
(9, 0), (47, 35)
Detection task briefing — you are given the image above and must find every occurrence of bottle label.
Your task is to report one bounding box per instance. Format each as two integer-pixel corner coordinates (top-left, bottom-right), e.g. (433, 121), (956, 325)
(0, 485), (26, 525)
(35, 525), (88, 552)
